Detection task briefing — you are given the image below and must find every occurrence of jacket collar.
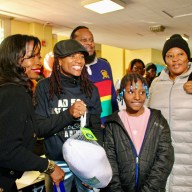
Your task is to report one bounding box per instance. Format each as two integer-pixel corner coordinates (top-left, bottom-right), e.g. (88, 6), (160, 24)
(60, 73), (80, 86)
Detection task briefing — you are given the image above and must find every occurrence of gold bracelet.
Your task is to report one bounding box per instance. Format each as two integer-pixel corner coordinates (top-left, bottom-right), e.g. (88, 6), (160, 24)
(44, 160), (56, 175)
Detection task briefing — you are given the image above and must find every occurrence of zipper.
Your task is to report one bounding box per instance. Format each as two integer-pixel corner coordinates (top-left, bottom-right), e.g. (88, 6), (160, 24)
(135, 156), (139, 188)
(169, 81), (175, 126)
(130, 142), (139, 191)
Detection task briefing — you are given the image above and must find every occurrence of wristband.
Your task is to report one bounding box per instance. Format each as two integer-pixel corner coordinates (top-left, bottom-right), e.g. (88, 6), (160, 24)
(44, 160), (56, 175)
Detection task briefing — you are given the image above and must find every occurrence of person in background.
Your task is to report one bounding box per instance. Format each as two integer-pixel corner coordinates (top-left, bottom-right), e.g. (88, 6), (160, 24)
(0, 34), (64, 192)
(147, 34), (192, 191)
(34, 39), (103, 192)
(145, 62), (157, 87)
(127, 58), (145, 76)
(70, 26), (118, 125)
(104, 73), (174, 192)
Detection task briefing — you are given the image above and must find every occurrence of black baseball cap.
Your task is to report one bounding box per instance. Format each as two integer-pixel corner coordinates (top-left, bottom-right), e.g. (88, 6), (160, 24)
(54, 39), (88, 58)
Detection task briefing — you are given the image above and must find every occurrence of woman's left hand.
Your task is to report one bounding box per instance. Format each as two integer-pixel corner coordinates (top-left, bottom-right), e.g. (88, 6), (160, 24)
(183, 81), (192, 94)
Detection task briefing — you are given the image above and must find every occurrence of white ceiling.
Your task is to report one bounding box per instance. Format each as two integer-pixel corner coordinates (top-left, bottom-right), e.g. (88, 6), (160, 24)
(0, 0), (192, 51)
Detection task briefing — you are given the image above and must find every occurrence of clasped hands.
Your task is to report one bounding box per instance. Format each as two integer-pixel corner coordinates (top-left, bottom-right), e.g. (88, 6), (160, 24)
(69, 99), (87, 119)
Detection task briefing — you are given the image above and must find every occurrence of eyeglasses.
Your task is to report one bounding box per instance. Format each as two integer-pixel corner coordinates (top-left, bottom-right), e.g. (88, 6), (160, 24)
(132, 66), (144, 71)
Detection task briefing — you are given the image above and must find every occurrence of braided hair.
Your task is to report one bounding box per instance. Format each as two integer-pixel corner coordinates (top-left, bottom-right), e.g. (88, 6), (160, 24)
(119, 73), (149, 99)
(49, 56), (94, 100)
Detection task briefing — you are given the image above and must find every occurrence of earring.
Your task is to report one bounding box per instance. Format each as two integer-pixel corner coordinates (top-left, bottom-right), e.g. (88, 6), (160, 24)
(57, 64), (60, 71)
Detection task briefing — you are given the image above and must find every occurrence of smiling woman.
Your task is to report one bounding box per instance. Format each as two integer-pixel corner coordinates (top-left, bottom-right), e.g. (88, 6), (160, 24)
(19, 37), (43, 93)
(59, 53), (85, 77)
(0, 34), (64, 191)
(148, 34), (192, 192)
(34, 39), (103, 192)
(21, 51), (42, 80)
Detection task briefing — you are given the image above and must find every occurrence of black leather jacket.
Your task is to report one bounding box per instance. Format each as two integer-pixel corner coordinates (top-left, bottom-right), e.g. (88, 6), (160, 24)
(104, 108), (174, 192)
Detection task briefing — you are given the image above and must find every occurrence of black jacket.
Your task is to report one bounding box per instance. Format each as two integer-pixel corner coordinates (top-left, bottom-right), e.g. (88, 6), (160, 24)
(34, 74), (103, 160)
(104, 108), (174, 192)
(0, 84), (48, 180)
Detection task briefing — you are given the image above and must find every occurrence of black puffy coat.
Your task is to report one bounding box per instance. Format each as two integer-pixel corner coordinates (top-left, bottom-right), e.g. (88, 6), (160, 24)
(104, 108), (174, 192)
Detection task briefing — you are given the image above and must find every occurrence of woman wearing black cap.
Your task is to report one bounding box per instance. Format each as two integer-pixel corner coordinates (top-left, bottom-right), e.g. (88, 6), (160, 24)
(34, 39), (103, 192)
(148, 34), (192, 191)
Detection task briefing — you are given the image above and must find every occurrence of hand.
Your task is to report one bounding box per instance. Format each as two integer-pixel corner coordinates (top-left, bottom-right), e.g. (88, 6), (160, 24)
(50, 165), (65, 186)
(183, 81), (192, 94)
(69, 100), (87, 119)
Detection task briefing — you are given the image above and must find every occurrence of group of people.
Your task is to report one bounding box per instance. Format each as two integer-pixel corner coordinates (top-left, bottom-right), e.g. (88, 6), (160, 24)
(0, 27), (192, 192)
(0, 26), (117, 192)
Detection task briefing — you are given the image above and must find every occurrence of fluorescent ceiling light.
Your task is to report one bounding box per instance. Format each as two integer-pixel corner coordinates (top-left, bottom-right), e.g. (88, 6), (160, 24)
(81, 0), (125, 14)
